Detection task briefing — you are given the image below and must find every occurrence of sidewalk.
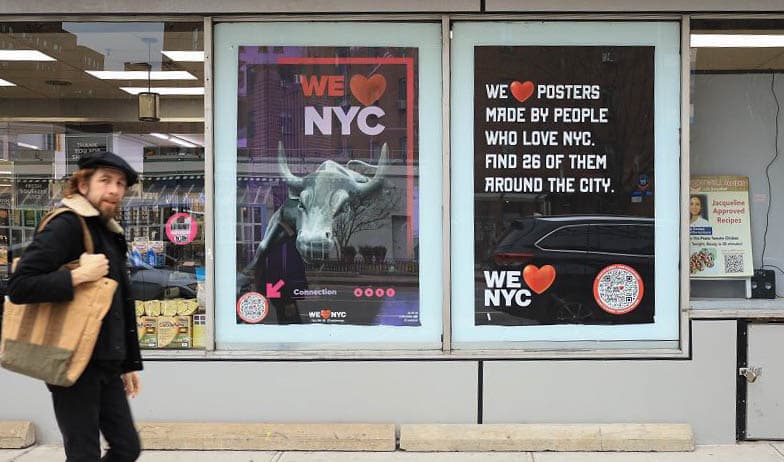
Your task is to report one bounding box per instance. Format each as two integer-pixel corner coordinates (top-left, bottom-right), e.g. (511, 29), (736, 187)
(2, 443), (784, 462)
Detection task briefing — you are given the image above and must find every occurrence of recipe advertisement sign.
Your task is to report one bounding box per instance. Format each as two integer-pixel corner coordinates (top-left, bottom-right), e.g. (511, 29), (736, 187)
(689, 176), (753, 278)
(235, 45), (420, 327)
(474, 46), (656, 326)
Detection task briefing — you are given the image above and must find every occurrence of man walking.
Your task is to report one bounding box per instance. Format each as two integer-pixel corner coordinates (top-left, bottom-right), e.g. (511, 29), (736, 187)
(9, 152), (143, 461)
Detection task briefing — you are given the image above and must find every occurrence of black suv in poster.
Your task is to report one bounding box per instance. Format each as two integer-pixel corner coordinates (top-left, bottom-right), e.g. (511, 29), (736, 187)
(477, 216), (655, 326)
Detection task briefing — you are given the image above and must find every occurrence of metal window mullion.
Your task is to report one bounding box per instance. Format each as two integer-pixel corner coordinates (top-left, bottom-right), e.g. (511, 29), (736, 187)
(442, 15), (453, 353)
(204, 15), (216, 351)
(680, 14), (692, 357)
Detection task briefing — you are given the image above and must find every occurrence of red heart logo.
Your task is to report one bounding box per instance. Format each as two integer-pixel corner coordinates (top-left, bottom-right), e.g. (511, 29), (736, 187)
(510, 81), (535, 103)
(523, 264), (556, 294)
(350, 74), (387, 106)
(320, 309), (331, 320)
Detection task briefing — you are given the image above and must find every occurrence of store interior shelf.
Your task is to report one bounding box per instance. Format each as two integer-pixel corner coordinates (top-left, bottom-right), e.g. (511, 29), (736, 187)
(690, 297), (784, 319)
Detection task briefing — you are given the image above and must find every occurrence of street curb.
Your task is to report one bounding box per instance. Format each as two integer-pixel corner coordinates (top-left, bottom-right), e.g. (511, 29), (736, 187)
(0, 421), (35, 449)
(399, 423), (695, 452)
(137, 422), (396, 451)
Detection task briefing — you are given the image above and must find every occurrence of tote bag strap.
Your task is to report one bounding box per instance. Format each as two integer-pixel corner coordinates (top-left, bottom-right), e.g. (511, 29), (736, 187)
(37, 208), (94, 254)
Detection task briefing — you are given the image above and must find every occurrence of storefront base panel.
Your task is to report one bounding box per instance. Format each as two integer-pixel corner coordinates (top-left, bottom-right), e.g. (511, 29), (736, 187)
(0, 361), (478, 444)
(483, 320), (737, 444)
(0, 323), (738, 444)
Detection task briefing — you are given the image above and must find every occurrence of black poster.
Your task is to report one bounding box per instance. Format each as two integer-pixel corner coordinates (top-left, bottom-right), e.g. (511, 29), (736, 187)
(474, 46), (656, 326)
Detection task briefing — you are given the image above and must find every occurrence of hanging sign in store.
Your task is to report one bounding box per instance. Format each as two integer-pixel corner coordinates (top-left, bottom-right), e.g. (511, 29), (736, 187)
(473, 45), (656, 326)
(234, 46), (420, 326)
(65, 134), (110, 162)
(165, 212), (198, 246)
(689, 176), (753, 278)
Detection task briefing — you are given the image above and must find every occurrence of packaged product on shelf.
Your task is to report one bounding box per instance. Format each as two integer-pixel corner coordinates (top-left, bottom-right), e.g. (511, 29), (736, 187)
(158, 315), (192, 349)
(143, 300), (161, 317)
(195, 267), (206, 310)
(145, 247), (156, 267)
(138, 317), (158, 348)
(161, 299), (179, 316)
(130, 238), (148, 266)
(134, 300), (145, 317)
(192, 314), (206, 349)
(176, 298), (199, 316)
(149, 240), (165, 268)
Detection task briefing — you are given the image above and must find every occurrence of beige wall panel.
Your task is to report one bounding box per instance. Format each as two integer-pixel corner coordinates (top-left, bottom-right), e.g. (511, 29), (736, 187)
(485, 0), (783, 12)
(0, 0), (479, 14)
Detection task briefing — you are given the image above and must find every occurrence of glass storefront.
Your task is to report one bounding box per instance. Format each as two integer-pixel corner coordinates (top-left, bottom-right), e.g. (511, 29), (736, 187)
(0, 16), (697, 355)
(0, 21), (207, 350)
(690, 19), (784, 300)
(450, 21), (681, 348)
(213, 22), (444, 349)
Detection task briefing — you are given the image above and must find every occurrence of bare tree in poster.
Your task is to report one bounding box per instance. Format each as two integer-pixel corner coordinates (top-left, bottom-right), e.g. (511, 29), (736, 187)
(333, 185), (400, 255)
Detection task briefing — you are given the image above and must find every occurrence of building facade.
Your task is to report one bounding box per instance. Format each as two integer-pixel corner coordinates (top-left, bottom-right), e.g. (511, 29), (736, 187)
(1, 0), (784, 444)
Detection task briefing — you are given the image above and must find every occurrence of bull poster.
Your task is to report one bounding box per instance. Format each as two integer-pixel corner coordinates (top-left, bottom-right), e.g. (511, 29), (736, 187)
(474, 46), (656, 326)
(689, 176), (753, 278)
(235, 46), (420, 326)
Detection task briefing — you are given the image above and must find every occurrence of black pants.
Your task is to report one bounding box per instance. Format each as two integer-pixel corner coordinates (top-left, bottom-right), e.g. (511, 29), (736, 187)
(47, 362), (141, 462)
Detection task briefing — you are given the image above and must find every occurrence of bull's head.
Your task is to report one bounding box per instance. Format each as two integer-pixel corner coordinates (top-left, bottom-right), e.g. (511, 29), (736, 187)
(278, 141), (388, 260)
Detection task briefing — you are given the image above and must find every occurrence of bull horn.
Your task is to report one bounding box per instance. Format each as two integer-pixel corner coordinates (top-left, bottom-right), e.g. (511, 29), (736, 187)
(277, 141), (304, 190)
(355, 142), (388, 195)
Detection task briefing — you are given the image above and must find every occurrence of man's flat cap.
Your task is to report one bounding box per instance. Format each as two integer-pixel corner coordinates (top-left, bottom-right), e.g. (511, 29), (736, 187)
(77, 151), (139, 186)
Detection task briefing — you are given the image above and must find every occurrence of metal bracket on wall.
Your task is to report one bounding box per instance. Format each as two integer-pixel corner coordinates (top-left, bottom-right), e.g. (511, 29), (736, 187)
(739, 366), (762, 383)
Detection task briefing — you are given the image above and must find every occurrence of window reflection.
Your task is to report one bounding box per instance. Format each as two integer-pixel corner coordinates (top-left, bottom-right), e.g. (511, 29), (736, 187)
(0, 21), (207, 350)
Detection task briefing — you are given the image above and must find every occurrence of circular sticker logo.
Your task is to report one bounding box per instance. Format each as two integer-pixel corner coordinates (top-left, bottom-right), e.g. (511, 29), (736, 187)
(236, 292), (269, 323)
(165, 213), (198, 245)
(593, 264), (644, 315)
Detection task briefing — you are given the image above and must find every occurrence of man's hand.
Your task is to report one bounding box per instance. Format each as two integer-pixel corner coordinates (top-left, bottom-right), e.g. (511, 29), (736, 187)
(71, 253), (109, 286)
(122, 372), (141, 398)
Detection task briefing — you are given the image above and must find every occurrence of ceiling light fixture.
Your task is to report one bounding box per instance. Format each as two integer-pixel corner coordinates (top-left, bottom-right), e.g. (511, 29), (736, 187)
(16, 142), (41, 150)
(87, 70), (197, 80)
(0, 50), (56, 61)
(0, 78), (15, 86)
(123, 87), (204, 96)
(168, 137), (197, 148)
(148, 133), (198, 148)
(691, 34), (784, 48)
(138, 37), (160, 122)
(161, 51), (205, 62)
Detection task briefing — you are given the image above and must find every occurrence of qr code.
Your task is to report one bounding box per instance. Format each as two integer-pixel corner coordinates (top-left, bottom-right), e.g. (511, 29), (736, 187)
(724, 254), (744, 273)
(595, 266), (642, 315)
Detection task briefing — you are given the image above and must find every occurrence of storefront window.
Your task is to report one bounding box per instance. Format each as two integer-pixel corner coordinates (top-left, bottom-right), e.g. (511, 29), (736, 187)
(690, 20), (784, 300)
(0, 21), (207, 350)
(450, 21), (681, 348)
(214, 22), (443, 348)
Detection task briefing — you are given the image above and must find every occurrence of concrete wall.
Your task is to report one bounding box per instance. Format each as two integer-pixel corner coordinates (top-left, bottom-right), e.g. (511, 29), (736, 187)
(483, 320), (738, 443)
(0, 360), (479, 443)
(0, 321), (739, 444)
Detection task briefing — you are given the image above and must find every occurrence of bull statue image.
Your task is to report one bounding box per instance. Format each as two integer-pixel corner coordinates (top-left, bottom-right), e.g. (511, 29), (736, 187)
(238, 141), (389, 297)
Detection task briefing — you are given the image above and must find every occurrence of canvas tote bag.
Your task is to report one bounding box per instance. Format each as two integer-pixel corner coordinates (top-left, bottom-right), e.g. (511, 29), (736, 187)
(0, 208), (117, 386)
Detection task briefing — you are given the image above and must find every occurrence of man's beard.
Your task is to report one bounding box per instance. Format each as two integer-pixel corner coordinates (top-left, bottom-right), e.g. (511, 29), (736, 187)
(85, 193), (118, 221)
(98, 203), (118, 221)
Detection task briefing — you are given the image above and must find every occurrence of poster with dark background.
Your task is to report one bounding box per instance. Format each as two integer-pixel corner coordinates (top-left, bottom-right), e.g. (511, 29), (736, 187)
(474, 46), (656, 326)
(235, 46), (420, 327)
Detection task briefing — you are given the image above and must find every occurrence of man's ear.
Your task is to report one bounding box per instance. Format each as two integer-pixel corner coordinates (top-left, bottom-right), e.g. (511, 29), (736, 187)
(77, 179), (88, 195)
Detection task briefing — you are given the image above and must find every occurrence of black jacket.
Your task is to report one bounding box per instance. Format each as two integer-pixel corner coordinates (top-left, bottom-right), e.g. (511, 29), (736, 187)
(8, 195), (142, 373)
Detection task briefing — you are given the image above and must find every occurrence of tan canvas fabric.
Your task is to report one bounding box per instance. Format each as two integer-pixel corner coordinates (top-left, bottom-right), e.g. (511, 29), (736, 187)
(0, 208), (118, 386)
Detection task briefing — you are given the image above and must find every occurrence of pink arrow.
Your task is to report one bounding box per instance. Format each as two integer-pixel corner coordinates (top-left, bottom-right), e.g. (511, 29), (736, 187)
(266, 280), (285, 299)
